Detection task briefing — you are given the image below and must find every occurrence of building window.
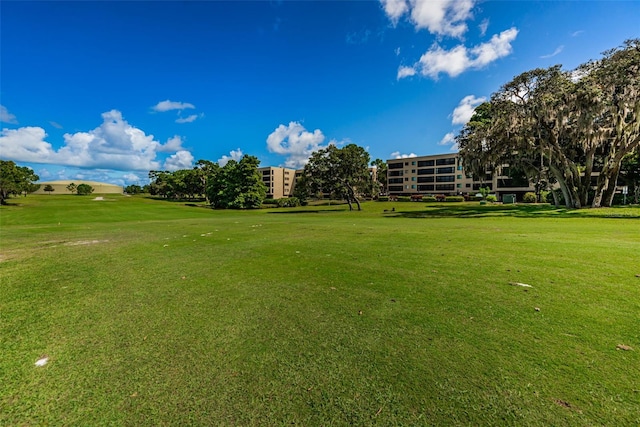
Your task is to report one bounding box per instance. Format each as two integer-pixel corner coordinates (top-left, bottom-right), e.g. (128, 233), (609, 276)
(411, 177), (416, 181)
(456, 184), (462, 188)
(436, 184), (455, 191)
(457, 175), (463, 179)
(418, 160), (435, 167)
(411, 161), (416, 165)
(388, 163), (403, 169)
(436, 157), (456, 166)
(411, 169), (416, 173)
(417, 168), (434, 175)
(404, 177), (408, 181)
(417, 176), (434, 183)
(411, 184), (416, 189)
(436, 175), (455, 182)
(436, 167), (455, 174)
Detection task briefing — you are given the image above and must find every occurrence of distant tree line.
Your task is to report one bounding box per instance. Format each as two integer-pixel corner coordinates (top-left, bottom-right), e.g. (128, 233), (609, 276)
(456, 39), (640, 208)
(147, 156), (266, 209)
(146, 146), (387, 210)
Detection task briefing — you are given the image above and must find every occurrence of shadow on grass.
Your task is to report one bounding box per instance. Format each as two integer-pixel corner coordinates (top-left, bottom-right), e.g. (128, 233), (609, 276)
(145, 196), (207, 203)
(387, 203), (640, 219)
(267, 208), (347, 214)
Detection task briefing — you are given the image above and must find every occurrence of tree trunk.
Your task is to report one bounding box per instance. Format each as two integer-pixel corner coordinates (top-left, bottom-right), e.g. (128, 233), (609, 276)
(550, 188), (560, 207)
(602, 164), (622, 207)
(593, 151), (625, 207)
(345, 197), (353, 211)
(550, 165), (575, 208)
(579, 146), (597, 207)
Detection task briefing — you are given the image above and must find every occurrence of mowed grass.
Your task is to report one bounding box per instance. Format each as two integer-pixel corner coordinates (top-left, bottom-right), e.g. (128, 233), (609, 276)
(1, 195), (639, 425)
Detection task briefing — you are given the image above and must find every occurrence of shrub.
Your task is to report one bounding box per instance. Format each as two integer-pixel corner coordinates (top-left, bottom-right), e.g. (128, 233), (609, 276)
(445, 196), (464, 202)
(274, 197), (301, 208)
(435, 194), (447, 202)
(262, 198), (279, 205)
(76, 183), (94, 195)
(486, 195), (497, 202)
(377, 196), (389, 202)
(523, 192), (537, 203)
(423, 196), (437, 202)
(540, 190), (550, 203)
(397, 196), (411, 202)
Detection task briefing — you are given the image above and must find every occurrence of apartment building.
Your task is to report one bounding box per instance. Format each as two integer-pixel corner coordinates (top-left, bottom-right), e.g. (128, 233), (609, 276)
(386, 153), (535, 201)
(258, 166), (297, 199)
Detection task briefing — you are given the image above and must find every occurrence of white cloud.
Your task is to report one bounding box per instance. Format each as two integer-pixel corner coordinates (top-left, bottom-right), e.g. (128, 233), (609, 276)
(479, 19), (489, 37)
(57, 110), (162, 170)
(158, 135), (184, 153)
(401, 27), (518, 79)
(391, 151), (417, 159)
(409, 0), (475, 38)
(175, 114), (199, 124)
(540, 45), (564, 59)
(164, 150), (194, 171)
(397, 65), (417, 79)
(451, 95), (487, 125)
(381, 0), (475, 37)
(218, 148), (243, 167)
(439, 132), (459, 151)
(36, 167), (53, 179)
(571, 30), (584, 37)
(123, 172), (143, 183)
(49, 121), (63, 129)
(0, 127), (56, 162)
(439, 132), (455, 145)
(266, 121), (327, 169)
(381, 0), (409, 25)
(152, 100), (196, 112)
(0, 110), (193, 172)
(0, 105), (18, 124)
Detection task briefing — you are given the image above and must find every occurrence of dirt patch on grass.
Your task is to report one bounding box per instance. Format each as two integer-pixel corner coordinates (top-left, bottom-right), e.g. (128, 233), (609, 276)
(63, 240), (109, 246)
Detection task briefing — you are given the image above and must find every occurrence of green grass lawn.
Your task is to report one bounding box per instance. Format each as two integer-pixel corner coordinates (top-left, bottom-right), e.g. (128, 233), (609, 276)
(1, 195), (639, 425)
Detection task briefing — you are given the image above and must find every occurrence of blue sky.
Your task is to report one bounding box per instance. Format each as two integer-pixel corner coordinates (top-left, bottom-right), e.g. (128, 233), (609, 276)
(1, 1), (639, 186)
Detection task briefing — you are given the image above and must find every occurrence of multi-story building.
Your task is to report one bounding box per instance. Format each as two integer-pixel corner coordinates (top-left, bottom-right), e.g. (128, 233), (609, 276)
(386, 153), (536, 201)
(258, 166), (297, 199)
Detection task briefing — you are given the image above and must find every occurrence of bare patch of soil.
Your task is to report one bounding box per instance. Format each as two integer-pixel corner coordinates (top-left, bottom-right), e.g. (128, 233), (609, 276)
(63, 240), (109, 246)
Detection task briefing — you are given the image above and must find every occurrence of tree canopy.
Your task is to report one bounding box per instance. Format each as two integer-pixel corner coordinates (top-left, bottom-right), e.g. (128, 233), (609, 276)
(76, 183), (94, 195)
(296, 144), (373, 210)
(0, 160), (40, 204)
(456, 39), (640, 208)
(205, 155), (266, 209)
(66, 183), (78, 194)
(148, 168), (205, 200)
